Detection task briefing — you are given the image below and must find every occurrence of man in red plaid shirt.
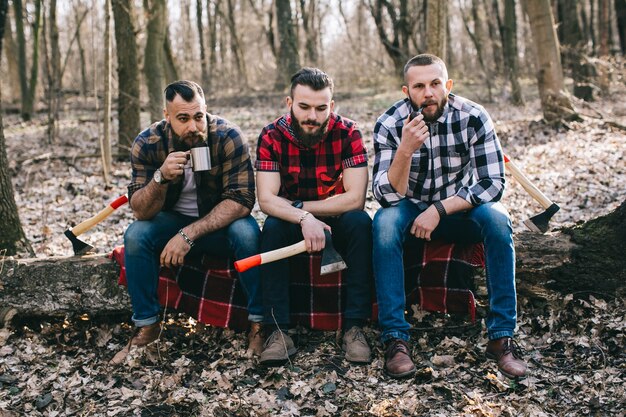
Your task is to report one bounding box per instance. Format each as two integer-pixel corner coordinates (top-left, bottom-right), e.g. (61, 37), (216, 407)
(255, 68), (373, 365)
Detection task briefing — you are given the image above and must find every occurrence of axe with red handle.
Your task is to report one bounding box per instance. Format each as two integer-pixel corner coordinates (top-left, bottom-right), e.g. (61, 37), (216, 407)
(235, 231), (347, 275)
(64, 195), (129, 255)
(503, 154), (560, 233)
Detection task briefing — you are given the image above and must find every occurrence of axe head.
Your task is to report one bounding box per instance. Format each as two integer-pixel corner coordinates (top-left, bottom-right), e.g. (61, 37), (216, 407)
(64, 229), (94, 255)
(523, 203), (560, 234)
(320, 230), (347, 275)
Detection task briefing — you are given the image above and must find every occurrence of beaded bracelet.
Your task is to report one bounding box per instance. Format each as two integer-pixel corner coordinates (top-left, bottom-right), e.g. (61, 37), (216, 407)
(178, 229), (195, 248)
(299, 211), (310, 225)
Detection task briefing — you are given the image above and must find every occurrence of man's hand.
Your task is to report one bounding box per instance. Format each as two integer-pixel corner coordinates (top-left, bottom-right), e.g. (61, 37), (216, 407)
(161, 151), (189, 181)
(160, 233), (192, 268)
(300, 214), (331, 253)
(410, 206), (441, 241)
(399, 112), (430, 155)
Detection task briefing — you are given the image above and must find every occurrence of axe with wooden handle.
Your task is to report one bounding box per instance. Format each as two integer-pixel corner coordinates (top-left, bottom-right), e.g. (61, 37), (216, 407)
(503, 154), (560, 233)
(235, 230), (347, 275)
(64, 195), (129, 255)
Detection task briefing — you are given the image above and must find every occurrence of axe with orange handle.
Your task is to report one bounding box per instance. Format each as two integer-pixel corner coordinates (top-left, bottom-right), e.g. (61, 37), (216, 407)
(64, 195), (129, 255)
(503, 154), (560, 233)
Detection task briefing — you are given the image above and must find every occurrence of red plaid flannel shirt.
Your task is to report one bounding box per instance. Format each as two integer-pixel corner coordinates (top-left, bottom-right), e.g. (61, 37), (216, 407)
(255, 113), (368, 200)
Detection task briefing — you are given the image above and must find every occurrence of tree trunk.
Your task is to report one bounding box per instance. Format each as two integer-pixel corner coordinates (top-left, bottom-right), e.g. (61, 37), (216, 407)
(525, 0), (578, 124)
(502, 0), (523, 105)
(274, 0), (299, 90)
(144, 0), (166, 122)
(112, 0), (140, 161)
(206, 0), (219, 94)
(599, 0), (610, 56)
(426, 0), (447, 61)
(483, 0), (502, 75)
(462, 0), (493, 101)
(224, 0), (248, 87)
(162, 8), (179, 84)
(14, 0), (42, 121)
(49, 0), (60, 141)
(2, 8), (21, 103)
(299, 0), (318, 64)
(102, 0), (112, 184)
(74, 4), (89, 96)
(616, 0), (626, 54)
(0, 0), (33, 257)
(196, 0), (210, 88)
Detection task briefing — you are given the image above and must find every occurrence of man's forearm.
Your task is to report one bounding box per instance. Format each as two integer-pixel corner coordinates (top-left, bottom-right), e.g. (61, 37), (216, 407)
(304, 192), (365, 217)
(130, 180), (168, 220)
(439, 196), (473, 215)
(387, 149), (413, 196)
(182, 199), (251, 241)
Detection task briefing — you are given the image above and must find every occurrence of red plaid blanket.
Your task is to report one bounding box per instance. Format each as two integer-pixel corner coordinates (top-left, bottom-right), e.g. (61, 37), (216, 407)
(111, 241), (484, 331)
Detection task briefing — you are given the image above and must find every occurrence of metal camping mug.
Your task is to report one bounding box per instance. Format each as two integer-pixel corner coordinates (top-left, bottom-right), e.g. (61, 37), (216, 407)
(190, 146), (211, 172)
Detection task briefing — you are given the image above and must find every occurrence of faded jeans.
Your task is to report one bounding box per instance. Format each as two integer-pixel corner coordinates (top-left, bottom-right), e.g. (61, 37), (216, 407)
(373, 199), (516, 343)
(124, 211), (263, 327)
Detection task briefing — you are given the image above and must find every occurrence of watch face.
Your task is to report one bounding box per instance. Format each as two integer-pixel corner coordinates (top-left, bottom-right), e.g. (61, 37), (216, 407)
(154, 169), (162, 183)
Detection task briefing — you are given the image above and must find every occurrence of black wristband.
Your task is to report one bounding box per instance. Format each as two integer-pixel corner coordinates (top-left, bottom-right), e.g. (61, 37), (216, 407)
(433, 201), (447, 218)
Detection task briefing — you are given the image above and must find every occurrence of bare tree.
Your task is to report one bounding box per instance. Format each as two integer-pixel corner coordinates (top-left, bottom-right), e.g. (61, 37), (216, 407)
(2, 7), (21, 103)
(112, 0), (140, 160)
(14, 0), (43, 121)
(426, 0), (446, 61)
(275, 0), (299, 89)
(501, 0), (523, 104)
(221, 0), (248, 87)
(525, 0), (578, 123)
(299, 0), (318, 64)
(143, 0), (166, 122)
(196, 0), (210, 87)
(599, 0), (610, 56)
(367, 0), (414, 77)
(617, 0), (626, 54)
(461, 0), (493, 101)
(0, 0), (33, 256)
(102, 0), (112, 184)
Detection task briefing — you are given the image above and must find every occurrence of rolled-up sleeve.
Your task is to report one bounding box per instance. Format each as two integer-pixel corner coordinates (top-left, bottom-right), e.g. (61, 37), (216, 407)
(372, 121), (405, 207)
(455, 111), (505, 205)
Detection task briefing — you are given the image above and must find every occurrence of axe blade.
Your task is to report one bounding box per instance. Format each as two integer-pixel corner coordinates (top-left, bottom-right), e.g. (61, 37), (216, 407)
(320, 231), (347, 275)
(64, 229), (95, 255)
(523, 203), (560, 234)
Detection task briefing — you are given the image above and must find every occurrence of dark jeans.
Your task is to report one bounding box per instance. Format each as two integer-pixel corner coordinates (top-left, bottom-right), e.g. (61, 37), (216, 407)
(261, 210), (373, 329)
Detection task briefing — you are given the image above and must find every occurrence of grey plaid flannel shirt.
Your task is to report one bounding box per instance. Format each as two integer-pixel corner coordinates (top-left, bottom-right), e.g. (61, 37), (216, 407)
(372, 94), (505, 209)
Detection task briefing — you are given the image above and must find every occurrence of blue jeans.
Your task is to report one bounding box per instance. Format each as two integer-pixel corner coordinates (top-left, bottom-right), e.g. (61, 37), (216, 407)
(260, 211), (373, 330)
(373, 199), (516, 343)
(124, 211), (263, 327)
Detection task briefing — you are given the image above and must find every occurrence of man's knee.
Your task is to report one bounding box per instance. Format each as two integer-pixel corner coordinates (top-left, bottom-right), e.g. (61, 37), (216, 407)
(228, 216), (261, 250)
(373, 206), (406, 245)
(124, 220), (158, 254)
(340, 210), (372, 231)
(472, 203), (513, 237)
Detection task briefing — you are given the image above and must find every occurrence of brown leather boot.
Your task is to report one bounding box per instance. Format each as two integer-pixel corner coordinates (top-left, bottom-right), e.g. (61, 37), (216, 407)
(247, 322), (264, 356)
(110, 322), (161, 365)
(486, 337), (527, 378)
(384, 339), (416, 378)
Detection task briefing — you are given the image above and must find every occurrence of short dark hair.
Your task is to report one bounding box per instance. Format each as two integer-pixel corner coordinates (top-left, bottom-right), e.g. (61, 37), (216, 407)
(403, 54), (448, 80)
(290, 67), (334, 97)
(164, 80), (205, 103)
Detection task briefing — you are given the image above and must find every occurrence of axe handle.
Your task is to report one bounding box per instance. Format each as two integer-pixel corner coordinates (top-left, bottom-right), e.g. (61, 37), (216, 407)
(504, 156), (552, 209)
(71, 195), (128, 236)
(235, 240), (307, 273)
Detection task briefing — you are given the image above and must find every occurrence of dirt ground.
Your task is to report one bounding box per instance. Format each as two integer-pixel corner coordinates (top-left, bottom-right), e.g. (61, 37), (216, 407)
(1, 79), (625, 416)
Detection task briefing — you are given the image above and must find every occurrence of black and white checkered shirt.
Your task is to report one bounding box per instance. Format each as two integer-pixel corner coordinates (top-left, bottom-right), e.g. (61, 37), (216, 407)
(372, 94), (505, 209)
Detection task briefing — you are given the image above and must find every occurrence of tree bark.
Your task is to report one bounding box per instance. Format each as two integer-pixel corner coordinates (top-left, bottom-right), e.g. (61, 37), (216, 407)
(112, 0), (140, 161)
(49, 0), (61, 141)
(0, 0), (33, 257)
(196, 0), (210, 88)
(14, 0), (42, 121)
(599, 0), (610, 56)
(426, 0), (447, 62)
(502, 0), (523, 105)
(525, 0), (578, 124)
(2, 7), (21, 103)
(143, 0), (166, 122)
(616, 0), (626, 54)
(299, 0), (318, 64)
(102, 0), (112, 184)
(275, 0), (299, 90)
(162, 7), (179, 84)
(74, 4), (89, 96)
(223, 0), (248, 87)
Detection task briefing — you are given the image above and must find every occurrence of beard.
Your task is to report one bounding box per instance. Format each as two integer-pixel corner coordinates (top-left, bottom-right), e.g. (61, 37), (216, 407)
(412, 95), (448, 123)
(172, 129), (208, 151)
(291, 109), (330, 148)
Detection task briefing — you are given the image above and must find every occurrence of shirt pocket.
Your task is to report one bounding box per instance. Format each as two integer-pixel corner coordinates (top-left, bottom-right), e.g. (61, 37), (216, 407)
(441, 149), (468, 176)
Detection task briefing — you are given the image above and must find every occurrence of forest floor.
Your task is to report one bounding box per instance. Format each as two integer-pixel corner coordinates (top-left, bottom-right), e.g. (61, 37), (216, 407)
(1, 76), (625, 416)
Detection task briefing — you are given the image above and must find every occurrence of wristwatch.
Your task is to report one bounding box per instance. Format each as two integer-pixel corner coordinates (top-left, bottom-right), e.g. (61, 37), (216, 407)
(153, 168), (169, 184)
(292, 200), (303, 209)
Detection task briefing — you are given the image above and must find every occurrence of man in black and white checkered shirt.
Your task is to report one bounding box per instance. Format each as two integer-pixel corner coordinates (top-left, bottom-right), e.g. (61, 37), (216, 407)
(372, 54), (527, 379)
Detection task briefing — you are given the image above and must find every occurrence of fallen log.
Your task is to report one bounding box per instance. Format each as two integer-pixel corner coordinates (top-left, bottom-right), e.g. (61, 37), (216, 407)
(3, 198), (625, 325)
